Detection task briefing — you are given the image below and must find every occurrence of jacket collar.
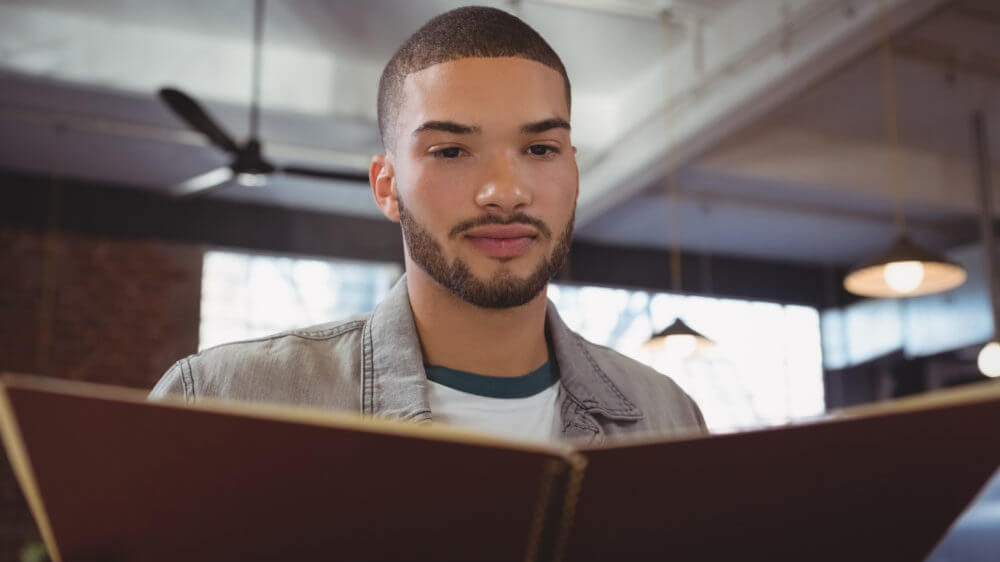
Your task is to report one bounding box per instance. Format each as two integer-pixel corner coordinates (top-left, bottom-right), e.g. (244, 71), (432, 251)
(545, 303), (642, 421)
(361, 276), (432, 422)
(362, 275), (642, 424)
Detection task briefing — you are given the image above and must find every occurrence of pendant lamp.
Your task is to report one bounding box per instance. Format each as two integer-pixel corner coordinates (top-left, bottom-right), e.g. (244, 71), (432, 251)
(979, 342), (1000, 378)
(645, 177), (714, 358)
(843, 0), (967, 298)
(844, 235), (967, 298)
(645, 317), (712, 358)
(972, 112), (1000, 378)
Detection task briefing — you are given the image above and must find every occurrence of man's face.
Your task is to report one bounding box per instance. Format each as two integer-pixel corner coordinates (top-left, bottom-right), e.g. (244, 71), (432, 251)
(388, 56), (578, 308)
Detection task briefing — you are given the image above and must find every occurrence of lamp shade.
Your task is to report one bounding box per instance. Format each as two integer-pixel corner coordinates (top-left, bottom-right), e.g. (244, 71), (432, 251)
(644, 318), (714, 358)
(844, 234), (967, 298)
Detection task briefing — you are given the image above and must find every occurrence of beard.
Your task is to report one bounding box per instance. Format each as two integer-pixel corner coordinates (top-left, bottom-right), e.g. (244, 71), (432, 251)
(397, 196), (573, 309)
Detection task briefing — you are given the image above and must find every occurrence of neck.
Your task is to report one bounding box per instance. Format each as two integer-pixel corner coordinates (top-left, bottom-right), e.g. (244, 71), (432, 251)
(406, 265), (550, 378)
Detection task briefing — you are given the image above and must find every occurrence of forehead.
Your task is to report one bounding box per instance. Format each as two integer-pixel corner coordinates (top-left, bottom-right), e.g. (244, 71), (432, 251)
(397, 57), (569, 133)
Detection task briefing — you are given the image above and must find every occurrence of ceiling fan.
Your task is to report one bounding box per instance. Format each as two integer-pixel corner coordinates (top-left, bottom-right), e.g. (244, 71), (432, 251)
(158, 0), (368, 196)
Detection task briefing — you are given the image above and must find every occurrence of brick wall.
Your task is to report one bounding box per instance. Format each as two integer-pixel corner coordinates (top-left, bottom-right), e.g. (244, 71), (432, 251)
(0, 224), (203, 559)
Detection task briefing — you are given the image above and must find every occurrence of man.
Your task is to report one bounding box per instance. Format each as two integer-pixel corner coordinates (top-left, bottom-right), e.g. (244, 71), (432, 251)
(150, 6), (705, 444)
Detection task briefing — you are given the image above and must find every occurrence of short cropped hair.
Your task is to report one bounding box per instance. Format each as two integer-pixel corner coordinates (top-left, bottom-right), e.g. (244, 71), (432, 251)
(377, 6), (571, 151)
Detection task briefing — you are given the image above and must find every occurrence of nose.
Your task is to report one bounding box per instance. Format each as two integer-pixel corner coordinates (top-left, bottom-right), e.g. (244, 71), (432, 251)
(474, 152), (531, 214)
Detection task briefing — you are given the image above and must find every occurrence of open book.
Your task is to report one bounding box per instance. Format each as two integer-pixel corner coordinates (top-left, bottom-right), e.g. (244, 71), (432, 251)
(1, 373), (999, 562)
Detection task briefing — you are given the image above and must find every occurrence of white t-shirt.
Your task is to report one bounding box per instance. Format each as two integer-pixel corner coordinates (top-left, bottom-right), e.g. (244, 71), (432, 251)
(425, 360), (560, 442)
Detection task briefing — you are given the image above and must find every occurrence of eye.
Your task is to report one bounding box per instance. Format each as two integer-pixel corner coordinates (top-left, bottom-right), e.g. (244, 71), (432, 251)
(431, 147), (465, 159)
(527, 145), (560, 158)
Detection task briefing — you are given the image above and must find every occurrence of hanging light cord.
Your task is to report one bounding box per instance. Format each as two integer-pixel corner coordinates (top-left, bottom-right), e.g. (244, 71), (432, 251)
(249, 0), (265, 141)
(973, 112), (1000, 336)
(660, 11), (683, 294)
(878, 0), (906, 235)
(669, 175), (683, 293)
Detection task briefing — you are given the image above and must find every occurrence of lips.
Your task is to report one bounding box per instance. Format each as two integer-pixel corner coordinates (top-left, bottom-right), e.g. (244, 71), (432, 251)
(465, 225), (538, 238)
(464, 225), (538, 259)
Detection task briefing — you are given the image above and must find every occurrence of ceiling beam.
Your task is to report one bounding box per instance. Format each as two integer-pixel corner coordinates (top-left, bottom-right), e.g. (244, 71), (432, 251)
(575, 0), (952, 228)
(663, 180), (976, 235)
(894, 37), (1000, 83)
(694, 124), (999, 218)
(952, 4), (1000, 29)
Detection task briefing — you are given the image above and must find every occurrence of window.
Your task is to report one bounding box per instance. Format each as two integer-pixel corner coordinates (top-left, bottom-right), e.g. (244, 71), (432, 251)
(199, 250), (402, 350)
(547, 284), (825, 432)
(199, 250), (824, 432)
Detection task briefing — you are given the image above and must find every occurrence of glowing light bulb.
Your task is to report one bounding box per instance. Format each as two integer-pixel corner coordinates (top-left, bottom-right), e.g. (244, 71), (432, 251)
(237, 172), (268, 187)
(978, 341), (1000, 378)
(883, 260), (925, 294)
(663, 334), (698, 358)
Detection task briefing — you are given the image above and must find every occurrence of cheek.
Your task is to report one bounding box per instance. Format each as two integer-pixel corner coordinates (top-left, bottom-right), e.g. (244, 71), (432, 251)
(404, 162), (476, 233)
(411, 162), (475, 196)
(530, 162), (578, 221)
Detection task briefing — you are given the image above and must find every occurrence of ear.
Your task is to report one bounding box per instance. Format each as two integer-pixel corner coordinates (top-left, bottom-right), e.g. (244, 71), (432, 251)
(572, 146), (580, 201)
(370, 154), (400, 223)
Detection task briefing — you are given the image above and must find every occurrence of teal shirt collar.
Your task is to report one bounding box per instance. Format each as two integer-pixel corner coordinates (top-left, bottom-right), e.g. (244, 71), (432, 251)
(425, 360), (559, 399)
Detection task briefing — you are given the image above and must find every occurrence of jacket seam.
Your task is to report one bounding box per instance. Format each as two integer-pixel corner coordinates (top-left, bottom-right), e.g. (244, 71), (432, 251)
(560, 391), (601, 433)
(362, 318), (375, 415)
(181, 357), (196, 403)
(194, 320), (367, 356)
(287, 320), (368, 340)
(571, 334), (642, 417)
(175, 359), (187, 397)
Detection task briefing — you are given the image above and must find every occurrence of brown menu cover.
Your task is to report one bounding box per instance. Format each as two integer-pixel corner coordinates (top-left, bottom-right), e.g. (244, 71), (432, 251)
(0, 374), (581, 562)
(570, 388), (1000, 562)
(2, 374), (1000, 562)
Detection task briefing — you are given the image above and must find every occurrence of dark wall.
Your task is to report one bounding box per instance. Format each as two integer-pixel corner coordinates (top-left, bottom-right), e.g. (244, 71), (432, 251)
(824, 349), (989, 411)
(1, 171), (406, 265)
(0, 223), (203, 558)
(2, 170), (849, 309)
(1, 224), (202, 386)
(567, 242), (854, 309)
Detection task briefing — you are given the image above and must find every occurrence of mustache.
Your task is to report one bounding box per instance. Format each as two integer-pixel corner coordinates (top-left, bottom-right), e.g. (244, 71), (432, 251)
(448, 213), (553, 239)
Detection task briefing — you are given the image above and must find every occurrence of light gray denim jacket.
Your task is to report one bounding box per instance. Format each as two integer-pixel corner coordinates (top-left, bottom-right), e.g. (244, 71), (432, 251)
(150, 276), (706, 444)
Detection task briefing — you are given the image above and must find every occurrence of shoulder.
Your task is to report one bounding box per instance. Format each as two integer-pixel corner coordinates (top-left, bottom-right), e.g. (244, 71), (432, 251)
(575, 337), (707, 432)
(192, 313), (369, 370)
(199, 314), (369, 355)
(149, 314), (370, 405)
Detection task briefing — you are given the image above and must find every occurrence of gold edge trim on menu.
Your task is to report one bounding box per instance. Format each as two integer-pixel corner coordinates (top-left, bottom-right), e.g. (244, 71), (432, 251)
(551, 453), (587, 562)
(522, 458), (563, 562)
(0, 385), (63, 562)
(0, 372), (575, 457)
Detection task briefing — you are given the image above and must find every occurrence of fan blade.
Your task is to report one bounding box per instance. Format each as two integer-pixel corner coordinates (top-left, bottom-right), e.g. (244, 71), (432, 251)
(168, 167), (234, 197)
(159, 87), (241, 155)
(280, 165), (370, 184)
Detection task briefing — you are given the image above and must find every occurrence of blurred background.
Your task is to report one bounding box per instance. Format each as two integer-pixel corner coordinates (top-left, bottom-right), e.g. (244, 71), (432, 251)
(0, 0), (998, 559)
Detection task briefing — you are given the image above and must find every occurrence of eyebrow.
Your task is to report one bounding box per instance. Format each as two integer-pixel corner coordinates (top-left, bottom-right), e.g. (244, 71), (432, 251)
(413, 121), (481, 136)
(521, 118), (571, 134)
(411, 117), (572, 137)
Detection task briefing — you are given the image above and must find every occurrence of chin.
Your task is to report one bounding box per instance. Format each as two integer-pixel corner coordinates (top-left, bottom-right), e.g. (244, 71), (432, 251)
(471, 254), (540, 275)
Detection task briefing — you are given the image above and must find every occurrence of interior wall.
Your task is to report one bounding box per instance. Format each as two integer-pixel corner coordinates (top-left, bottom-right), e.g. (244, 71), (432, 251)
(0, 225), (202, 385)
(0, 221), (203, 557)
(1, 170), (851, 309)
